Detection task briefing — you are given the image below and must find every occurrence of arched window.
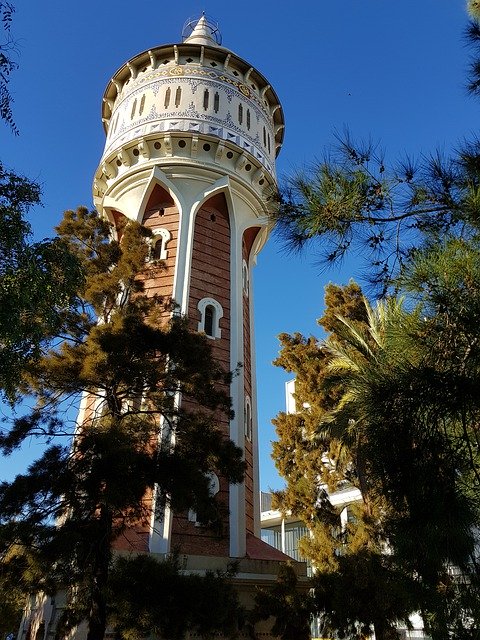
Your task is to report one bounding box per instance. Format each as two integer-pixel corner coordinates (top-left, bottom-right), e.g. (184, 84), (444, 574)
(242, 259), (249, 297)
(244, 395), (252, 441)
(149, 228), (171, 261)
(197, 297), (223, 339)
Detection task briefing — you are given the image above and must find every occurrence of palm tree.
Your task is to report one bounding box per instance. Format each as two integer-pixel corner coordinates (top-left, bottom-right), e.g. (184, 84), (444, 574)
(319, 295), (480, 639)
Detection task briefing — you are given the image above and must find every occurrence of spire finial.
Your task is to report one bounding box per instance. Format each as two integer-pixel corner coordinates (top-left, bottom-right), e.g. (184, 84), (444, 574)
(182, 14), (222, 47)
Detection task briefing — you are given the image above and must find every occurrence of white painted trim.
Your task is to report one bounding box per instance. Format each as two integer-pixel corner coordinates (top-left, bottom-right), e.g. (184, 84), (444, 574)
(229, 203), (246, 558)
(249, 252), (261, 536)
(197, 297), (223, 339)
(150, 227), (172, 260)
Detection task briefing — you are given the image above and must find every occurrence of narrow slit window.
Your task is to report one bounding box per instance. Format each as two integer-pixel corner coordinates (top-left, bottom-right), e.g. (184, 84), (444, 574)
(204, 305), (214, 337)
(175, 86), (182, 108)
(139, 94), (146, 116)
(238, 103), (243, 125)
(130, 98), (137, 120)
(153, 238), (163, 260)
(267, 133), (271, 153)
(214, 92), (220, 113)
(242, 260), (249, 297)
(244, 396), (252, 441)
(164, 87), (171, 109)
(203, 89), (209, 111)
(246, 109), (251, 130)
(263, 126), (267, 147)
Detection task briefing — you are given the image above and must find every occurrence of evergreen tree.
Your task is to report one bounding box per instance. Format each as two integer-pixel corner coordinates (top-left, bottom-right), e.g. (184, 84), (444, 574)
(0, 1), (18, 134)
(272, 283), (421, 640)
(0, 208), (245, 640)
(269, 5), (480, 635)
(0, 4), (83, 402)
(250, 564), (314, 640)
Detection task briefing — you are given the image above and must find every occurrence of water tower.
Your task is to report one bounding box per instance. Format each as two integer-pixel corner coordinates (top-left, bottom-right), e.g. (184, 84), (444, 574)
(94, 14), (285, 560)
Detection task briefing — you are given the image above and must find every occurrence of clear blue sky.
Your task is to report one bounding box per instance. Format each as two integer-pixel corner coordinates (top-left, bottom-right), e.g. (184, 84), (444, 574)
(1, 0), (478, 490)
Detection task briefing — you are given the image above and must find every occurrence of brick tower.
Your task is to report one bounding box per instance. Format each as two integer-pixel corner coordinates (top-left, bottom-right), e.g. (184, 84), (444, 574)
(93, 15), (285, 561)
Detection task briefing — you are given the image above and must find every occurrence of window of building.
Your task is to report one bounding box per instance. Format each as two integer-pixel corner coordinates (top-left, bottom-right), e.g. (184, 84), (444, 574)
(246, 108), (251, 130)
(149, 228), (171, 261)
(197, 297), (223, 339)
(244, 395), (252, 441)
(139, 94), (146, 116)
(203, 89), (209, 110)
(175, 86), (182, 108)
(130, 98), (137, 119)
(164, 87), (171, 109)
(204, 305), (214, 336)
(214, 91), (220, 113)
(238, 103), (243, 125)
(242, 259), (249, 297)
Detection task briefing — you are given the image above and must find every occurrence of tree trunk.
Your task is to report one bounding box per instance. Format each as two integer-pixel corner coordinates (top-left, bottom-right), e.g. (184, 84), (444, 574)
(86, 505), (112, 640)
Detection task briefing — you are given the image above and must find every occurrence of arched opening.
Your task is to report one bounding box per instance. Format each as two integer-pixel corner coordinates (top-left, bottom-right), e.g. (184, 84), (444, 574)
(197, 297), (223, 339)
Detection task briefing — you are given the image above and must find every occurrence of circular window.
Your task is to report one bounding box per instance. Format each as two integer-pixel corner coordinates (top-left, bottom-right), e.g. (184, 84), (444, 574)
(154, 141), (161, 150)
(259, 178), (265, 185)
(178, 140), (186, 148)
(226, 151), (234, 159)
(116, 159), (122, 167)
(132, 148), (140, 156)
(203, 143), (211, 151)
(245, 164), (252, 171)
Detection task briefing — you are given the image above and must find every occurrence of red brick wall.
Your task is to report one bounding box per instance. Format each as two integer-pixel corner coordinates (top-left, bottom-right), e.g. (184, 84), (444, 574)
(242, 227), (260, 535)
(170, 193), (231, 557)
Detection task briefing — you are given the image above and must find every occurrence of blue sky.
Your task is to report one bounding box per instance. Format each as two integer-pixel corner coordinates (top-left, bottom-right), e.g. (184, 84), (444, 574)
(1, 0), (478, 490)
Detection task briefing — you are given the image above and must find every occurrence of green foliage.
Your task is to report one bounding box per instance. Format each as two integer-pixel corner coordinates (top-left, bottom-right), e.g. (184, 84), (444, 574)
(272, 279), (480, 638)
(250, 564), (314, 640)
(273, 133), (480, 293)
(271, 7), (480, 636)
(312, 550), (420, 640)
(0, 165), (83, 402)
(107, 555), (242, 640)
(0, 208), (245, 640)
(0, 1), (18, 134)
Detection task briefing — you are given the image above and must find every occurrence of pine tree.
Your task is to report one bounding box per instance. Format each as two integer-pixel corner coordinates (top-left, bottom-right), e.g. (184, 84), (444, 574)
(0, 208), (245, 640)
